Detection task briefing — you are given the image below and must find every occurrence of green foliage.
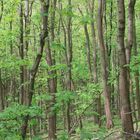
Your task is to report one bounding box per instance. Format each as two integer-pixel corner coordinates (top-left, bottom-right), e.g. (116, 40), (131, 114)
(0, 103), (44, 139)
(1, 0), (140, 139)
(92, 127), (107, 140)
(130, 54), (140, 72)
(77, 120), (107, 140)
(57, 131), (69, 140)
(51, 41), (65, 52)
(75, 83), (102, 116)
(79, 15), (92, 25)
(80, 129), (93, 140)
(72, 60), (89, 81)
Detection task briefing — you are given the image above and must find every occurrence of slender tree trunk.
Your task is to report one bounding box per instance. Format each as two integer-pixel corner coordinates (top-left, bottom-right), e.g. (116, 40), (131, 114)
(19, 0), (24, 104)
(84, 24), (92, 80)
(104, 1), (109, 55)
(0, 0), (4, 23)
(126, 0), (136, 64)
(109, 0), (113, 56)
(10, 21), (13, 54)
(97, 0), (113, 129)
(133, 6), (140, 120)
(59, 2), (68, 130)
(24, 0), (29, 105)
(21, 1), (50, 139)
(78, 7), (92, 80)
(88, 0), (101, 126)
(104, 0), (112, 109)
(117, 0), (134, 139)
(66, 0), (73, 133)
(47, 1), (57, 139)
(46, 41), (57, 140)
(25, 0), (29, 54)
(109, 0), (114, 111)
(0, 69), (4, 111)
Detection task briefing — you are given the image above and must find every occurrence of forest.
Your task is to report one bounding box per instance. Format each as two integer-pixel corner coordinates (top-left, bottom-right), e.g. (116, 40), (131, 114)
(0, 0), (140, 139)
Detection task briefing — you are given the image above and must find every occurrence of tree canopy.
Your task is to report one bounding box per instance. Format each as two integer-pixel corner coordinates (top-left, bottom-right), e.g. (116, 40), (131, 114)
(0, 0), (140, 139)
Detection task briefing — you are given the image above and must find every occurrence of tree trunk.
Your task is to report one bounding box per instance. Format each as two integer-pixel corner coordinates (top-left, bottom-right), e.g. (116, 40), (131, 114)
(47, 0), (57, 139)
(78, 7), (93, 81)
(66, 0), (73, 133)
(19, 0), (24, 104)
(88, 0), (101, 126)
(126, 0), (136, 64)
(117, 0), (134, 139)
(133, 4), (140, 120)
(21, 0), (50, 139)
(0, 0), (4, 23)
(84, 23), (92, 80)
(0, 69), (4, 111)
(97, 0), (113, 129)
(46, 41), (57, 140)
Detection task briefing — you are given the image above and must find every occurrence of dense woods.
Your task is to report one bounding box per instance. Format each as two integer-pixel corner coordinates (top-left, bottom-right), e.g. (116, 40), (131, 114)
(0, 0), (140, 140)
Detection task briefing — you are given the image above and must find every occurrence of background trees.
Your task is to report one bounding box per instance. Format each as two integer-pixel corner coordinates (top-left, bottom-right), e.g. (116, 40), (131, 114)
(0, 0), (140, 139)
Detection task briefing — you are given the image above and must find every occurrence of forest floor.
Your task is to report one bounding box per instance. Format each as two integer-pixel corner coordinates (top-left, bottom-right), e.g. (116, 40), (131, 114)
(35, 117), (140, 140)
(66, 116), (123, 140)
(69, 116), (140, 140)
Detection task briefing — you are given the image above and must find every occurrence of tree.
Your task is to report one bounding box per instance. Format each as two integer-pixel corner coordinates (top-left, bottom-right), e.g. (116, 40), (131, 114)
(19, 0), (24, 104)
(66, 0), (73, 133)
(89, 0), (101, 126)
(1, 0), (140, 139)
(46, 0), (57, 139)
(97, 0), (113, 129)
(21, 0), (50, 139)
(117, 0), (134, 139)
(133, 1), (140, 120)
